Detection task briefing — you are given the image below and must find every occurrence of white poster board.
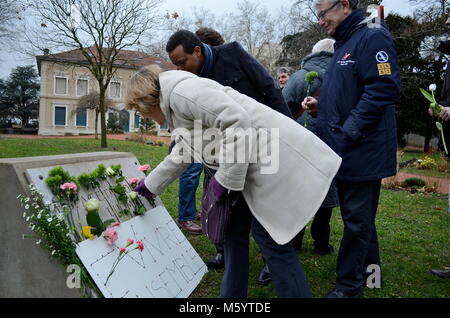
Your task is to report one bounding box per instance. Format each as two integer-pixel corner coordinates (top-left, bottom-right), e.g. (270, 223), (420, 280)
(76, 205), (208, 298)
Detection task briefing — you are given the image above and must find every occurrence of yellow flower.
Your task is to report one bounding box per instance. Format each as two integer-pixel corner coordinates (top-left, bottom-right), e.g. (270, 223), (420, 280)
(81, 226), (94, 240)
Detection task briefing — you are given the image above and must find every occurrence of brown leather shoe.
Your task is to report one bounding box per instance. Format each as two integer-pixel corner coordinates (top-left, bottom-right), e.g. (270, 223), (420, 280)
(177, 220), (202, 235)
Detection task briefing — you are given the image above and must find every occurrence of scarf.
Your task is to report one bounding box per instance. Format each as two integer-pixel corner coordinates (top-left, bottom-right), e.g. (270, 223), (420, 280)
(199, 43), (213, 77)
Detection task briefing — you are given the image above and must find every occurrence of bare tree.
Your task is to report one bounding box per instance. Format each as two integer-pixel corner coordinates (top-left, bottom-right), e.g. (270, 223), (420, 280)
(0, 0), (27, 43)
(409, 0), (449, 17)
(142, 10), (193, 59)
(23, 0), (161, 148)
(232, 0), (277, 66)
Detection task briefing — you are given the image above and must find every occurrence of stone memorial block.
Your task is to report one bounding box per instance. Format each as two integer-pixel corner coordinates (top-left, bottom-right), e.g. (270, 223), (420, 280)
(0, 152), (207, 298)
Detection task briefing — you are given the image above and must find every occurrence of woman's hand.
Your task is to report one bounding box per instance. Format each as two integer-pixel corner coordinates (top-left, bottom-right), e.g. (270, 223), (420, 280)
(135, 179), (155, 199)
(302, 96), (318, 113)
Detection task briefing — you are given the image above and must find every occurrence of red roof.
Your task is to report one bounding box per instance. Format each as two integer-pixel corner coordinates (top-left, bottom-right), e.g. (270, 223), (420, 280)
(36, 46), (174, 75)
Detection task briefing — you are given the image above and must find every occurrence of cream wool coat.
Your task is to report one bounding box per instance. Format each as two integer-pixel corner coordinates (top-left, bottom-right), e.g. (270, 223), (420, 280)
(145, 70), (342, 245)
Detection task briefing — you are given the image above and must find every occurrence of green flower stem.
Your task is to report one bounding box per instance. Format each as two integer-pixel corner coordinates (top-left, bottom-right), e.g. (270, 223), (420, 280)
(304, 84), (311, 128)
(105, 253), (125, 286)
(439, 125), (448, 155)
(104, 178), (123, 220)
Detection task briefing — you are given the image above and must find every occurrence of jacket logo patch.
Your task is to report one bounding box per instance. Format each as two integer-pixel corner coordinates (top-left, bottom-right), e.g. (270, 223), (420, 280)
(337, 53), (355, 66)
(342, 53), (352, 60)
(376, 51), (389, 63)
(377, 63), (391, 75)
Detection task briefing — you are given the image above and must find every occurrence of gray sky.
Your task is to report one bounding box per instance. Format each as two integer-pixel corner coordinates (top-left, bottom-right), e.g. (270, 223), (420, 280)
(0, 0), (416, 79)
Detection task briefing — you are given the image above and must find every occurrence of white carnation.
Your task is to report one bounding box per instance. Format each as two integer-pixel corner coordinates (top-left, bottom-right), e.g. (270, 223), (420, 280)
(84, 198), (101, 212)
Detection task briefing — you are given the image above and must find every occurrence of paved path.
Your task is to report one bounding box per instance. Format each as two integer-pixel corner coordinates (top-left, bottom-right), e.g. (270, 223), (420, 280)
(0, 133), (171, 145)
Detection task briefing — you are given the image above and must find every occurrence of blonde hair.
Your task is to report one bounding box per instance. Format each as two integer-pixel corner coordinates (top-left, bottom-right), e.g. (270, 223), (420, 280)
(125, 64), (162, 114)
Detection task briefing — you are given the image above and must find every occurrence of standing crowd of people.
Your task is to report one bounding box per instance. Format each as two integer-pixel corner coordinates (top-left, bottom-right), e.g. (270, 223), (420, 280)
(131, 0), (450, 297)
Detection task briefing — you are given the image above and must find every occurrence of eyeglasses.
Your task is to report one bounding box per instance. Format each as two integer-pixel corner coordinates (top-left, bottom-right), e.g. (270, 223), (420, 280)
(317, 1), (340, 20)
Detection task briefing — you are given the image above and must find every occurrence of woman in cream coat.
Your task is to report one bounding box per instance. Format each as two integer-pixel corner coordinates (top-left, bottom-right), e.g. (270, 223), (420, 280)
(126, 65), (341, 298)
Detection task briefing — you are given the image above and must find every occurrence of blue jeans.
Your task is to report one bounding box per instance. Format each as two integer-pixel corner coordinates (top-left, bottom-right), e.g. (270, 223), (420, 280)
(178, 163), (203, 221)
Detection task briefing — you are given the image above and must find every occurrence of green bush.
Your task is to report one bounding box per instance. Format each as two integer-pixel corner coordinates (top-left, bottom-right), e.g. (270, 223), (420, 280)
(401, 177), (427, 188)
(107, 113), (120, 133)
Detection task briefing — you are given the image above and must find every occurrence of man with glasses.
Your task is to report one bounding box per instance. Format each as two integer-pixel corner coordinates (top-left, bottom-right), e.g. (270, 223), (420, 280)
(303, 0), (400, 298)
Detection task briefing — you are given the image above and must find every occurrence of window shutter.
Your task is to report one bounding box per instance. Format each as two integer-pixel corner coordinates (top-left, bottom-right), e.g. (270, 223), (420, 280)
(55, 77), (67, 95)
(55, 107), (66, 125)
(76, 110), (87, 126)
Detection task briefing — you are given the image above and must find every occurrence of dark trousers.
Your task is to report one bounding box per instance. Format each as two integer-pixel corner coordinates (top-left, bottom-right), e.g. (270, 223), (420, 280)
(335, 179), (382, 295)
(291, 207), (333, 251)
(220, 196), (311, 298)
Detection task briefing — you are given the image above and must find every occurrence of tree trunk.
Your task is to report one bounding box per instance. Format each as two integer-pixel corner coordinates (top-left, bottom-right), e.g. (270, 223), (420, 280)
(99, 86), (108, 148)
(95, 111), (99, 140)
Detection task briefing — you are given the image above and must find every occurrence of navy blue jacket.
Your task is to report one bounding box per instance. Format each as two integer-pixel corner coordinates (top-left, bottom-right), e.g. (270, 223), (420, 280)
(206, 42), (292, 118)
(316, 9), (401, 181)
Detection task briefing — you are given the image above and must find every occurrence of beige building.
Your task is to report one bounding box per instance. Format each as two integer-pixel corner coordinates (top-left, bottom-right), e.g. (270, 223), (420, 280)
(36, 47), (173, 136)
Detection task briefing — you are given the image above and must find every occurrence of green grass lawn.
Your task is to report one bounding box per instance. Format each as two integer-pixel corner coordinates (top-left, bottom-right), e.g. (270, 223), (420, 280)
(1, 137), (449, 298)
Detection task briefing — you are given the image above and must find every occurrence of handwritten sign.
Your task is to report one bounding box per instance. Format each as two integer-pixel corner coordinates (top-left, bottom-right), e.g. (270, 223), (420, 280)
(76, 206), (208, 298)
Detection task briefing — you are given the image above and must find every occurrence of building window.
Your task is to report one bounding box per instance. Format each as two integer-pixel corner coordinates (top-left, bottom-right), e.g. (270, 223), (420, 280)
(76, 110), (87, 127)
(109, 81), (121, 98)
(77, 78), (89, 96)
(134, 114), (140, 129)
(54, 106), (67, 126)
(55, 77), (68, 95)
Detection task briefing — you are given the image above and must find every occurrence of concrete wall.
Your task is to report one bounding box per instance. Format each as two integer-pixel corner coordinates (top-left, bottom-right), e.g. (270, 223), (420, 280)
(0, 152), (134, 297)
(404, 133), (439, 150)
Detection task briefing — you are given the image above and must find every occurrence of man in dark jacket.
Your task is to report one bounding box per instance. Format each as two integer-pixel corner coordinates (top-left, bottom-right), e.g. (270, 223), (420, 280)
(166, 31), (291, 118)
(165, 30), (311, 298)
(303, 0), (400, 298)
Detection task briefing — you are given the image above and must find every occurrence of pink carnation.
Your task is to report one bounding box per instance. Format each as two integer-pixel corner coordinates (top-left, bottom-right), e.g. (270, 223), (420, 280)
(136, 241), (144, 251)
(60, 182), (78, 194)
(127, 238), (134, 246)
(128, 178), (140, 185)
(112, 222), (121, 227)
(120, 248), (126, 255)
(138, 164), (151, 172)
(104, 227), (118, 245)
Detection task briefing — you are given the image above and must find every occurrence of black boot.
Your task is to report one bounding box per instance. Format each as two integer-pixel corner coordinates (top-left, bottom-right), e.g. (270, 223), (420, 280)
(313, 244), (334, 256)
(257, 263), (272, 285)
(205, 253), (224, 270)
